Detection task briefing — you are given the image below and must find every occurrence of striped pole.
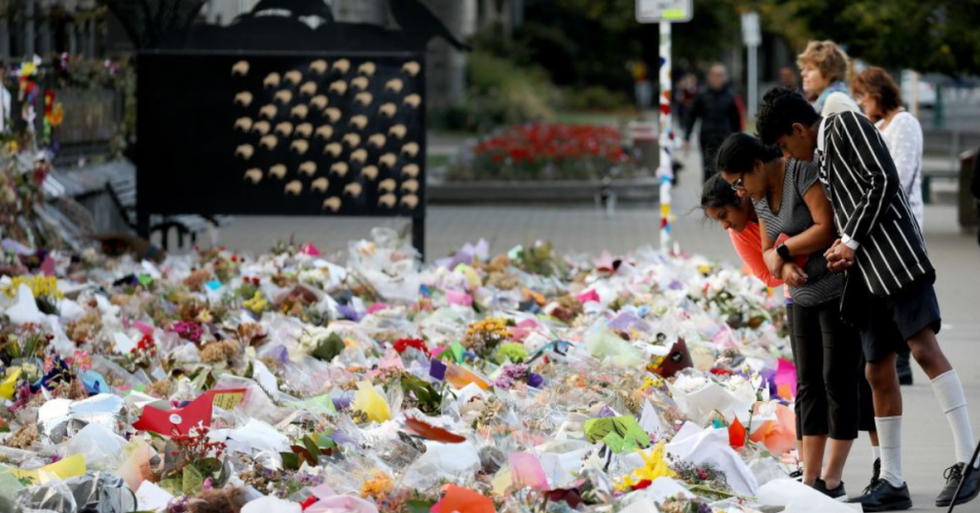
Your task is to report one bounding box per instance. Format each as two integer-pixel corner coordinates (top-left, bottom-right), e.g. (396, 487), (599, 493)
(657, 20), (674, 251)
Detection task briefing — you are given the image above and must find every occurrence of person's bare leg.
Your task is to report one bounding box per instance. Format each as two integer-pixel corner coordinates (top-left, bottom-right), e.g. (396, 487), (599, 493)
(867, 354), (902, 418)
(908, 327), (951, 379)
(802, 435), (828, 486)
(822, 438), (855, 489)
(868, 431), (879, 446)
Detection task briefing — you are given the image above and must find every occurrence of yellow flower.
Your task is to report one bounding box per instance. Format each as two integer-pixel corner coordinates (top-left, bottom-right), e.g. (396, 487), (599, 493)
(2, 276), (63, 300)
(614, 442), (677, 491)
(359, 470), (394, 499)
(196, 309), (213, 323)
(243, 291), (268, 313)
(640, 376), (664, 391)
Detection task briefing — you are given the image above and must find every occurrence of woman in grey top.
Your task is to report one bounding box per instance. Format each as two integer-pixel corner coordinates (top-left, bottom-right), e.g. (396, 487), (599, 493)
(717, 133), (862, 499)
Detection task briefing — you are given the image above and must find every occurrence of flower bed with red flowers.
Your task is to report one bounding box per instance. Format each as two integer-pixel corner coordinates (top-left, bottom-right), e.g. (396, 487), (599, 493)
(447, 123), (637, 181)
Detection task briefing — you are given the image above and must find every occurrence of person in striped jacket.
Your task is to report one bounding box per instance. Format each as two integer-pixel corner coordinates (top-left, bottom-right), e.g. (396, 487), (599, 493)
(755, 87), (979, 512)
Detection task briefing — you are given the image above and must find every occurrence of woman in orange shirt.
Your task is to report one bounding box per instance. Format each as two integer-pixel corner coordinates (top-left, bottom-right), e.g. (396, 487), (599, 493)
(701, 174), (792, 300)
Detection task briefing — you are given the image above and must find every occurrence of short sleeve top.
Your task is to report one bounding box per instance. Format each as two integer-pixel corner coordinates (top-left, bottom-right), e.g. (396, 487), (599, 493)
(753, 159), (843, 307)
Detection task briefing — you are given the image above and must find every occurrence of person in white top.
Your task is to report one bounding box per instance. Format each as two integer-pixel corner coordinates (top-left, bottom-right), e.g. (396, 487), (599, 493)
(852, 67), (925, 230)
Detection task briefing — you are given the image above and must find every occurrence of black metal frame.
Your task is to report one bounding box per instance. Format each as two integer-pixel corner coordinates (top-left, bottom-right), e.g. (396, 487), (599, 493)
(136, 50), (427, 258)
(132, 1), (445, 260)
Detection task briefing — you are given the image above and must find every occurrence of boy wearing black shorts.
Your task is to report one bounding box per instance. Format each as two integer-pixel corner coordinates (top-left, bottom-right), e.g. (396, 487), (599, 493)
(755, 87), (980, 511)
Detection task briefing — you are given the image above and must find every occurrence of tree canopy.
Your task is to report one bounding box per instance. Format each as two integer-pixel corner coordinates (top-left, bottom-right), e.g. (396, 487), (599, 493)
(742, 0), (980, 76)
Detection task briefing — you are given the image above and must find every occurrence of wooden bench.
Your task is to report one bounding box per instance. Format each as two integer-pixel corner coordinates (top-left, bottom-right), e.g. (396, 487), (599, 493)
(105, 174), (231, 250)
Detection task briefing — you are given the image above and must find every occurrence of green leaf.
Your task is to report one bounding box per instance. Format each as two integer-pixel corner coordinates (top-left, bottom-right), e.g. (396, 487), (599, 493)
(280, 452), (300, 471)
(406, 499), (437, 513)
(198, 457), (222, 475)
(157, 477), (181, 496)
(182, 464), (204, 495)
(311, 333), (345, 362)
(303, 437), (321, 465)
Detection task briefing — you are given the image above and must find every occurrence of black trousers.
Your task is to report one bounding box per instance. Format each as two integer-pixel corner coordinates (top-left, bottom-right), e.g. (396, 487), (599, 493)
(700, 134), (728, 182)
(792, 300), (863, 440)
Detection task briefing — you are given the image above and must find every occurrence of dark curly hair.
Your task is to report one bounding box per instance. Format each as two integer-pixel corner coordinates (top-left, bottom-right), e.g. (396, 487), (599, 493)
(755, 86), (820, 145)
(715, 133), (783, 175)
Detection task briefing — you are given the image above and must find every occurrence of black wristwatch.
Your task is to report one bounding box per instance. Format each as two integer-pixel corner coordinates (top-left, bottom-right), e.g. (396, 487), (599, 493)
(776, 243), (792, 262)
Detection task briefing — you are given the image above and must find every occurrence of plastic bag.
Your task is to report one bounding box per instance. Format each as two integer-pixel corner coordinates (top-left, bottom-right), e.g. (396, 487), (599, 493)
(63, 424), (128, 470)
(63, 472), (137, 513)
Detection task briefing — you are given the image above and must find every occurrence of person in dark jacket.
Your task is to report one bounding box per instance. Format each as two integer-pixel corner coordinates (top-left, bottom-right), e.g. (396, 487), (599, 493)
(684, 63), (743, 182)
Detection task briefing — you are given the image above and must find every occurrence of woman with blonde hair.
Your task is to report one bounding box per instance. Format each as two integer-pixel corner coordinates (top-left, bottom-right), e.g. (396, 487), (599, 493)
(797, 40), (859, 116)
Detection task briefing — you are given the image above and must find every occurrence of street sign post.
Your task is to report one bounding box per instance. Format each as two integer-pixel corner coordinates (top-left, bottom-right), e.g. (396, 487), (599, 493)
(636, 0), (693, 23)
(636, 0), (692, 251)
(742, 12), (761, 119)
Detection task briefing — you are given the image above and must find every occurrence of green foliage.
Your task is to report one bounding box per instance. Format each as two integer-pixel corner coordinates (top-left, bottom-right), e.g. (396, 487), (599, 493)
(564, 85), (631, 111)
(739, 0), (980, 75)
(430, 50), (559, 133)
(311, 333), (345, 362)
(406, 500), (438, 513)
(400, 374), (444, 415)
(517, 242), (567, 278)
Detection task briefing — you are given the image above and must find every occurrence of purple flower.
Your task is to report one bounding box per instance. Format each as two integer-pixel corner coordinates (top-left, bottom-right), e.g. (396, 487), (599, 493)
(528, 373), (544, 388)
(169, 321), (204, 344)
(597, 405), (616, 418)
(332, 396), (351, 411)
(494, 364), (529, 390)
(336, 304), (360, 321)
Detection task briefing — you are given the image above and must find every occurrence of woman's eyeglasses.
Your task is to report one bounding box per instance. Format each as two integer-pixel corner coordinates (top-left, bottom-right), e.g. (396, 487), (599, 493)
(731, 173), (746, 192)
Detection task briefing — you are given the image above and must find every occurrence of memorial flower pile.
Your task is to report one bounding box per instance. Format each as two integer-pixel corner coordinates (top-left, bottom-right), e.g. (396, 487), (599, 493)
(0, 228), (818, 513)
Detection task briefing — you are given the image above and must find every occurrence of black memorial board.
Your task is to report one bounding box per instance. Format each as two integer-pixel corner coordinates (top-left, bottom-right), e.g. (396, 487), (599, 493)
(138, 52), (425, 219)
(131, 0), (477, 258)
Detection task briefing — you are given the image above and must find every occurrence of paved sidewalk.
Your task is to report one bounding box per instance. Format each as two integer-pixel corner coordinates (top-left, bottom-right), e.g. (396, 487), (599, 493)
(208, 149), (980, 512)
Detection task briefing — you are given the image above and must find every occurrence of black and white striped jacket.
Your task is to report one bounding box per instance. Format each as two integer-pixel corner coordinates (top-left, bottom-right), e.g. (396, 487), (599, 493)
(816, 111), (935, 298)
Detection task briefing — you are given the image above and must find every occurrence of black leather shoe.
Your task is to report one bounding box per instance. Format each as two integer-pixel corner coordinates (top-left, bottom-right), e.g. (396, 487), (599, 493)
(814, 478), (846, 499)
(789, 468), (804, 482)
(897, 354), (913, 385)
(936, 462), (980, 507)
(847, 479), (912, 512)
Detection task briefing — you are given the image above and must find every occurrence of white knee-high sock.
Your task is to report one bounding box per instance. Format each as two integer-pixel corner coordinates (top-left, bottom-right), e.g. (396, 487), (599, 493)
(931, 370), (978, 467)
(877, 416), (904, 487)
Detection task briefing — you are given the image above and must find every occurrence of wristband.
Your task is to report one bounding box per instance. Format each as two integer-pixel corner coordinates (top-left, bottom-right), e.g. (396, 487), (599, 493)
(776, 243), (792, 263)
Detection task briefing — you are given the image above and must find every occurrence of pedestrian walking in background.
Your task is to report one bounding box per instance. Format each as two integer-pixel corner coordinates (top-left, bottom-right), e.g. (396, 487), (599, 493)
(675, 73), (698, 129)
(632, 61), (653, 112)
(683, 63), (743, 182)
(798, 41), (859, 116)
